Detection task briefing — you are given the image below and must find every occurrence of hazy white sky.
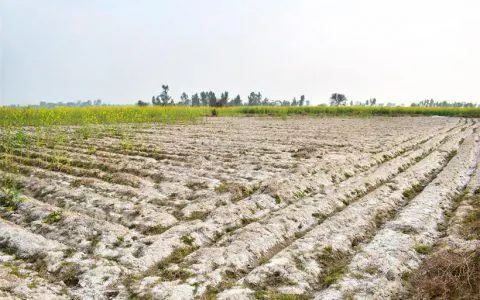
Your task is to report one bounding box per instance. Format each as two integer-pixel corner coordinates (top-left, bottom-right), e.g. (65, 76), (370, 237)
(1, 0), (479, 105)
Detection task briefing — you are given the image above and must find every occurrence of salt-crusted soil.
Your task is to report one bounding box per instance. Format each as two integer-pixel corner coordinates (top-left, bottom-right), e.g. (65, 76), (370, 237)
(0, 116), (478, 299)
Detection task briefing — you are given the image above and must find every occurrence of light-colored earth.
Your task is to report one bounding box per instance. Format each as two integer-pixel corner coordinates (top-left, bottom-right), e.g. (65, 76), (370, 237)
(0, 116), (478, 299)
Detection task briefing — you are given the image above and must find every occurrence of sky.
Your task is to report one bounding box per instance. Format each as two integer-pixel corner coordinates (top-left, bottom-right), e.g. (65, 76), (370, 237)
(1, 0), (479, 106)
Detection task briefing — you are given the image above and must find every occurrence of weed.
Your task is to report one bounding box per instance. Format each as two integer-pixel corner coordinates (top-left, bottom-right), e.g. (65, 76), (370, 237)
(43, 211), (62, 224)
(214, 182), (229, 193)
(113, 236), (125, 247)
(0, 176), (24, 211)
(143, 224), (170, 235)
(316, 246), (349, 287)
(274, 195), (281, 204)
(446, 150), (457, 162)
(185, 210), (209, 221)
(55, 262), (82, 287)
(181, 234), (195, 246)
(87, 146), (97, 155)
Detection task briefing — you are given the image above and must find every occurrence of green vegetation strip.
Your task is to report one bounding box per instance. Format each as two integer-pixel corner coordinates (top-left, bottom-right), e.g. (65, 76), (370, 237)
(1, 105), (480, 127)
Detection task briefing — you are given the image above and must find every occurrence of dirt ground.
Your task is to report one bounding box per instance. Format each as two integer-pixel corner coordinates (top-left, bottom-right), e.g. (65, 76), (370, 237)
(0, 116), (478, 299)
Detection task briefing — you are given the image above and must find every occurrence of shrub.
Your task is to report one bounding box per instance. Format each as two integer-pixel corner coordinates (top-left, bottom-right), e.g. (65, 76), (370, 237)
(409, 249), (480, 299)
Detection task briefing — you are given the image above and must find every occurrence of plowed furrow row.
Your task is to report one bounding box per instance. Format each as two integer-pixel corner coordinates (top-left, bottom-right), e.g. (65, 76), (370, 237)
(313, 130), (479, 299)
(1, 153), (141, 188)
(0, 193), (145, 267)
(0, 218), (128, 299)
(0, 168), (177, 234)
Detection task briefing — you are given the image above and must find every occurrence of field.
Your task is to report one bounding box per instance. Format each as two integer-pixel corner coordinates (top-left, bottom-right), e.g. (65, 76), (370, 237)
(1, 112), (479, 299)
(2, 105), (480, 127)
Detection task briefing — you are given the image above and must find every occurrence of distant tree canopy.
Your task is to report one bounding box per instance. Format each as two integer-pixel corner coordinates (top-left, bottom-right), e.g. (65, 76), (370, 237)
(330, 93), (347, 106)
(39, 99), (103, 107)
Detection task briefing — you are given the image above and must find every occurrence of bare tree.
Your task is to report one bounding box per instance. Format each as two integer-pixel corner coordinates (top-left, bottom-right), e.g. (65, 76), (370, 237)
(330, 93), (347, 106)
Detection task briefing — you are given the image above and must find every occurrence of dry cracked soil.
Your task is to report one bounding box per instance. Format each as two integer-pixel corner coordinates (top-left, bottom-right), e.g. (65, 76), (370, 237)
(0, 116), (479, 299)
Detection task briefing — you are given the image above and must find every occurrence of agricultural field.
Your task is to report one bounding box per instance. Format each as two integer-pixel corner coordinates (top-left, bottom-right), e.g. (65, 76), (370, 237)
(0, 114), (479, 299)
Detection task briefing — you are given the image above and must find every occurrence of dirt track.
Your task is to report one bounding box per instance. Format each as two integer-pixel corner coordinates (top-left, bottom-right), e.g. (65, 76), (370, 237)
(0, 116), (478, 299)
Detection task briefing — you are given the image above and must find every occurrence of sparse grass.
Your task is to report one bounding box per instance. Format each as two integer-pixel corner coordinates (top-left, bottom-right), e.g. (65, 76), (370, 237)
(312, 212), (327, 222)
(461, 194), (480, 240)
(316, 246), (349, 287)
(402, 183), (424, 199)
(186, 180), (209, 191)
(414, 243), (432, 255)
(214, 182), (229, 193)
(160, 267), (193, 281)
(86, 233), (101, 254)
(87, 146), (97, 155)
(446, 150), (458, 162)
(145, 245), (199, 281)
(113, 236), (125, 247)
(254, 290), (309, 300)
(55, 262), (82, 287)
(185, 210), (209, 221)
(4, 262), (25, 278)
(226, 183), (261, 202)
(142, 224), (170, 235)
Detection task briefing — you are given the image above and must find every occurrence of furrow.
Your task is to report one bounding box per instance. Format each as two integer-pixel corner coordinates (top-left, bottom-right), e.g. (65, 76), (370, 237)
(313, 128), (479, 299)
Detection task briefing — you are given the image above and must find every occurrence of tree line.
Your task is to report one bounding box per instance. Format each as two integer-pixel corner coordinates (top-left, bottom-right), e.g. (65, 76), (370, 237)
(136, 86), (477, 108)
(411, 99), (476, 108)
(137, 85), (309, 107)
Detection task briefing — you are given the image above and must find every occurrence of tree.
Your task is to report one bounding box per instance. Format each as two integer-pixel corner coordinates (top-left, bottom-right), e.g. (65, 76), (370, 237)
(207, 91), (217, 106)
(292, 97), (298, 106)
(248, 92), (262, 106)
(180, 92), (190, 106)
(218, 91), (229, 107)
(200, 91), (209, 106)
(160, 85), (172, 105)
(137, 100), (149, 106)
(191, 93), (200, 106)
(230, 95), (242, 106)
(152, 96), (159, 105)
(330, 93), (347, 106)
(299, 95), (305, 106)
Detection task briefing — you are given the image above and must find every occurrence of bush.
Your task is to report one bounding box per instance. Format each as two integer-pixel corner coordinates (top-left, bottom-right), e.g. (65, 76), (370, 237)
(409, 249), (480, 299)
